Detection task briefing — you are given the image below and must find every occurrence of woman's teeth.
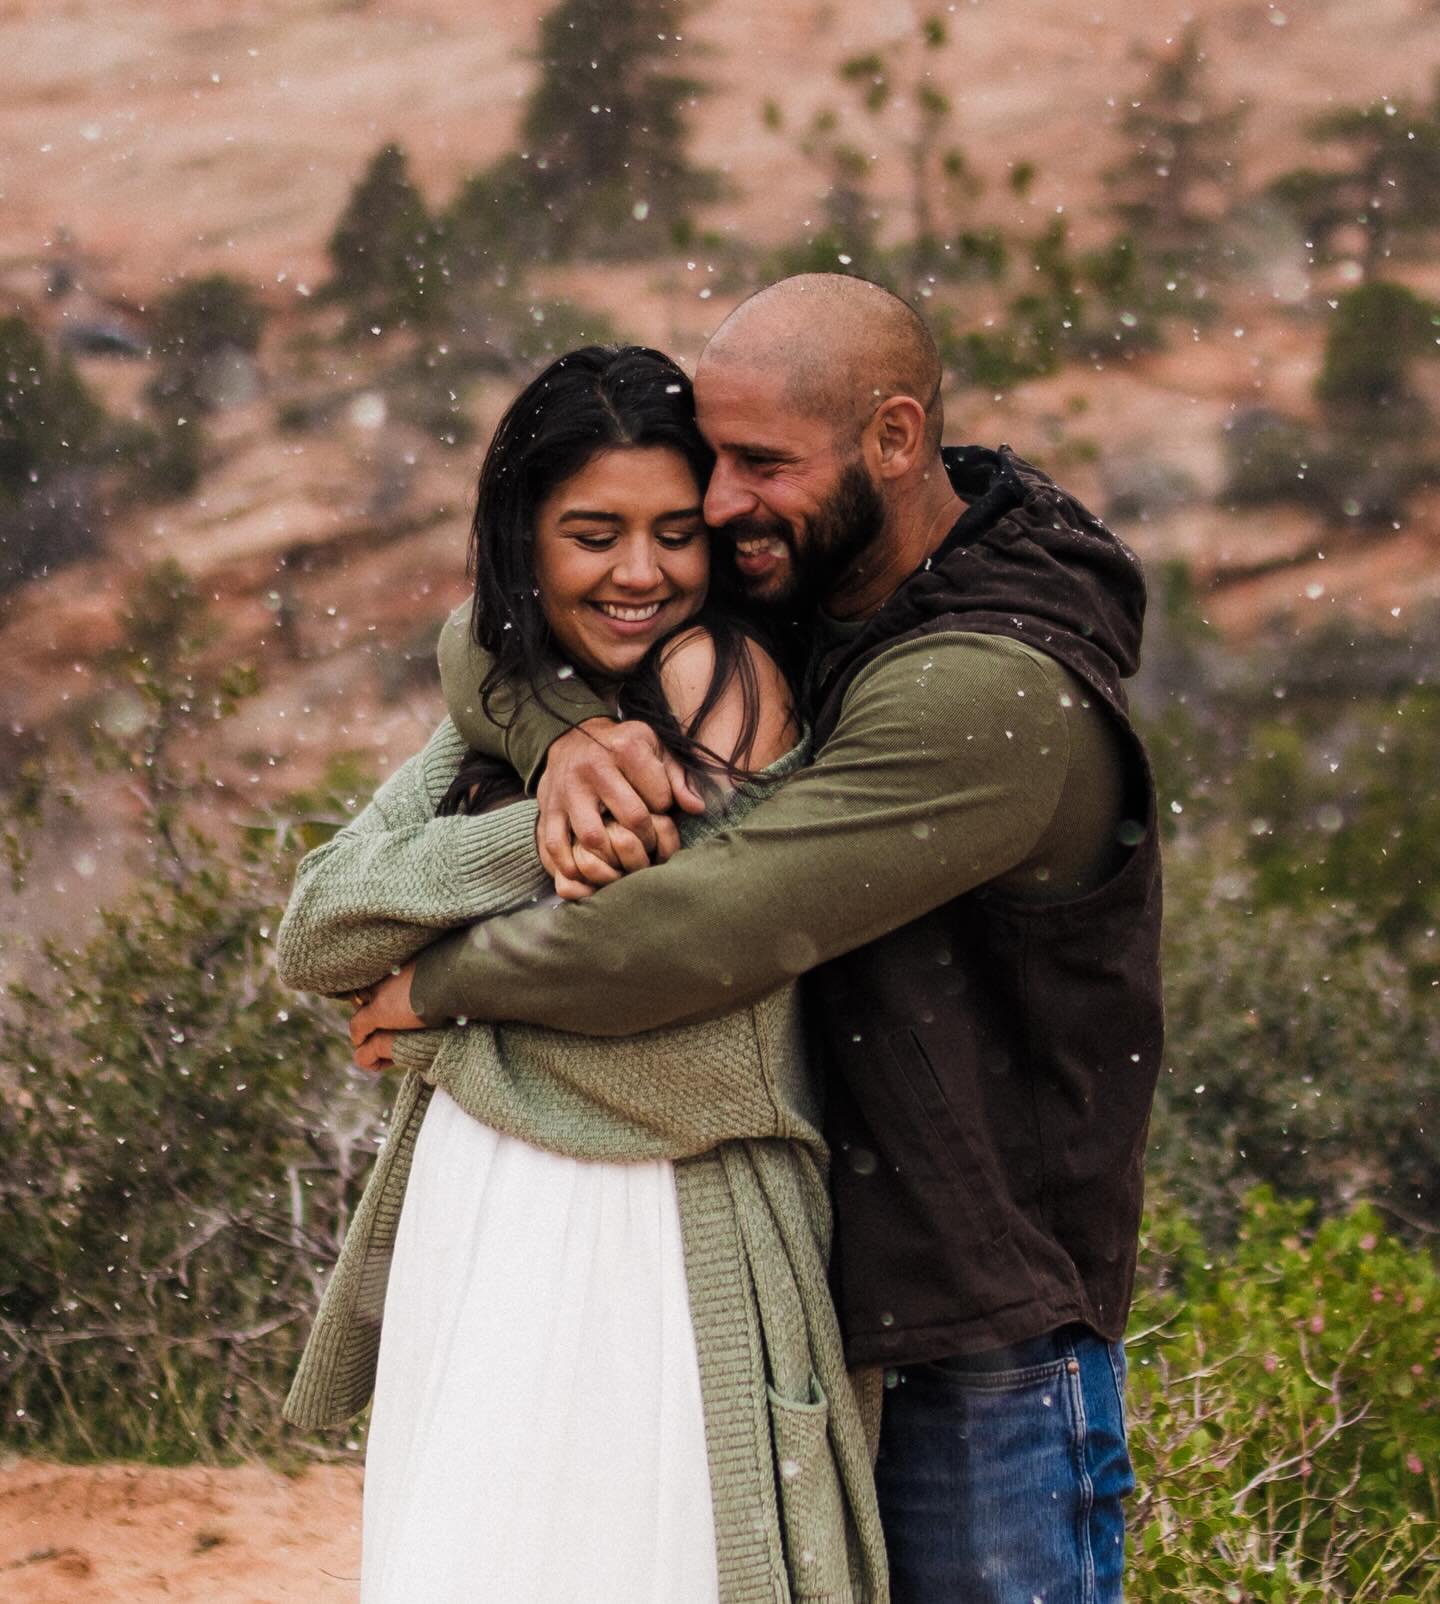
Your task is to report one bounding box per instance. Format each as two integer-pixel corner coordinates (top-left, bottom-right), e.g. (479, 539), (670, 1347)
(596, 601), (662, 621)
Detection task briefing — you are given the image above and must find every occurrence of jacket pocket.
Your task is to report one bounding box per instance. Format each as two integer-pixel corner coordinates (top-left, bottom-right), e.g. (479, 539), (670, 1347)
(767, 1374), (853, 1601)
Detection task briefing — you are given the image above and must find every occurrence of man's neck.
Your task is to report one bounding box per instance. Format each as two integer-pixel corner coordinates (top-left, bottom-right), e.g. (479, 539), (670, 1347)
(825, 470), (967, 621)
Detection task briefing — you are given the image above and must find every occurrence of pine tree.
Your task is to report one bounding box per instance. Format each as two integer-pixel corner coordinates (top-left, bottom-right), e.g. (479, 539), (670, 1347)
(462, 0), (714, 262)
(1106, 27), (1246, 269)
(1270, 78), (1440, 282)
(326, 142), (443, 331)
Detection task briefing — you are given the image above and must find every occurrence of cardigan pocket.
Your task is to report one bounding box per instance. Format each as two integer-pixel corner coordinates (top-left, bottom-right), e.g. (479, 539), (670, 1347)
(767, 1374), (852, 1601)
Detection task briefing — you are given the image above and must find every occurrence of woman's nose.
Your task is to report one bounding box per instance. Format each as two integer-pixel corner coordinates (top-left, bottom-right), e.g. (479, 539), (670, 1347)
(611, 537), (663, 591)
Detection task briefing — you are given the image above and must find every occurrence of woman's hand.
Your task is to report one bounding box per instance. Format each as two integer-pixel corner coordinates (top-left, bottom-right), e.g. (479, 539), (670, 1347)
(550, 816), (682, 900)
(352, 1029), (397, 1073)
(349, 962), (424, 1065)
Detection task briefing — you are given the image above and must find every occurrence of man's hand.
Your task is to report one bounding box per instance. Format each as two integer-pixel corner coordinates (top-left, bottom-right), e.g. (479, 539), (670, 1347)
(349, 962), (424, 1064)
(536, 718), (704, 895)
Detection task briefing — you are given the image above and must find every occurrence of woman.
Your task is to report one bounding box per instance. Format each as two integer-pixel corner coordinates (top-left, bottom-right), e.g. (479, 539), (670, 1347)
(276, 347), (887, 1603)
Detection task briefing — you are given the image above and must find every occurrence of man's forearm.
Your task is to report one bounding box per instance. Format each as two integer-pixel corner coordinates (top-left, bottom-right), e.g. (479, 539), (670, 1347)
(438, 600), (610, 788)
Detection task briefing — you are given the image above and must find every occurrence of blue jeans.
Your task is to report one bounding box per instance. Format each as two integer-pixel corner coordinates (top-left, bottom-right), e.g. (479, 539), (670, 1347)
(874, 1324), (1134, 1603)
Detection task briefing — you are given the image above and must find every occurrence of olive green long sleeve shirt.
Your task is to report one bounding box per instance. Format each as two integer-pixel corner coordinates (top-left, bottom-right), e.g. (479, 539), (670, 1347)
(414, 607), (1125, 1037)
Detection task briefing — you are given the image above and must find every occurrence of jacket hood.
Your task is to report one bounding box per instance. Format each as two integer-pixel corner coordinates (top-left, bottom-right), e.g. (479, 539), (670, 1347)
(844, 444), (1148, 698)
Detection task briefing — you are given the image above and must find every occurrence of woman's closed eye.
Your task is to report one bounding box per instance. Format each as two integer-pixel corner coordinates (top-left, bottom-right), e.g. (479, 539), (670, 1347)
(570, 526), (702, 552)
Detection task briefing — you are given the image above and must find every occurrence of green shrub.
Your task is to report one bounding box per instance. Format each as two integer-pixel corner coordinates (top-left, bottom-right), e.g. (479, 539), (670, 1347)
(1152, 841), (1439, 1239)
(0, 314), (106, 501)
(0, 563), (379, 1461)
(1316, 281), (1439, 423)
(1237, 692), (1440, 944)
(1128, 1193), (1440, 1600)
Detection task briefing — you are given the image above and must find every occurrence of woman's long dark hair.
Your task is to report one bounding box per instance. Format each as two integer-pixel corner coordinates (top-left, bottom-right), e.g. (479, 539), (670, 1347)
(438, 345), (790, 817)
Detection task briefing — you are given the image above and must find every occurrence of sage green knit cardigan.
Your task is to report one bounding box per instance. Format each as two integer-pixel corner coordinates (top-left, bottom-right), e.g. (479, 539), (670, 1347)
(275, 716), (887, 1604)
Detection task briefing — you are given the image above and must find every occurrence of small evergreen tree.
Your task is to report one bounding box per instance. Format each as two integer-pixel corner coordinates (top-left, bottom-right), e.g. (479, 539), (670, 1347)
(326, 142), (443, 332)
(506, 0), (715, 258)
(1271, 77), (1440, 281)
(1105, 27), (1246, 291)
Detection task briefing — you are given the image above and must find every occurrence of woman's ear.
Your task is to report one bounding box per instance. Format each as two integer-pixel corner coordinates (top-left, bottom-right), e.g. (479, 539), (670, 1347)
(868, 395), (928, 480)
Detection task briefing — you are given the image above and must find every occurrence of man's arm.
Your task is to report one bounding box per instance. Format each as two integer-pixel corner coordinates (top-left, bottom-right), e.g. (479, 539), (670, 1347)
(438, 599), (611, 787)
(412, 633), (1088, 1036)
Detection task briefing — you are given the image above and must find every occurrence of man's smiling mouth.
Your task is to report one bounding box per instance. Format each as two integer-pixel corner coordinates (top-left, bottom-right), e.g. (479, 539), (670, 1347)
(733, 535), (787, 558)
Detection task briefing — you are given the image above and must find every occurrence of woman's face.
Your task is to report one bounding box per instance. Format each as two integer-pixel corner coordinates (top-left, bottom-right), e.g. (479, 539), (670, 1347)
(533, 446), (709, 682)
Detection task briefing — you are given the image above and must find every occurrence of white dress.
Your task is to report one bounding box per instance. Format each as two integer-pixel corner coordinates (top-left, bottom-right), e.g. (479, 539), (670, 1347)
(360, 1085), (721, 1604)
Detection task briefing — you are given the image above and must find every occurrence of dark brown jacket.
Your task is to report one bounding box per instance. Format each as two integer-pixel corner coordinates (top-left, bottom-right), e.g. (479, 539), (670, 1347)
(810, 445), (1164, 1366)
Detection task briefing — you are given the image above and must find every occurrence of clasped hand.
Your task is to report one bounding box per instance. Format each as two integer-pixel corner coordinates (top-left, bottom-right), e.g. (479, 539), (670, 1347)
(535, 716), (703, 898)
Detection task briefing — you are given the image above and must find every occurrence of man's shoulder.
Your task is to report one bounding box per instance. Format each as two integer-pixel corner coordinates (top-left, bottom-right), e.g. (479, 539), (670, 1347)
(847, 628), (1072, 702)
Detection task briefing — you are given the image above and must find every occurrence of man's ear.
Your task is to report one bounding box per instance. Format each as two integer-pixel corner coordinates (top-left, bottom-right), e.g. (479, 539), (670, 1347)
(868, 395), (928, 480)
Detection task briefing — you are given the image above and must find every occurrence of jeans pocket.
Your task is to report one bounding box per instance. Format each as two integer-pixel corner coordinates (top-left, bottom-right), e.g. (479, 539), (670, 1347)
(768, 1374), (852, 1601)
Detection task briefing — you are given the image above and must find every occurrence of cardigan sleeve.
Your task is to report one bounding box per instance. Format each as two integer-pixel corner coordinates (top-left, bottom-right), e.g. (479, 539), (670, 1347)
(274, 717), (551, 998)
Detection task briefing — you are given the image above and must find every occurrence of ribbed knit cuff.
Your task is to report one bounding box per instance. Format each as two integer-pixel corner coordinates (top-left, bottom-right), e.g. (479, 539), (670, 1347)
(453, 799), (546, 915)
(411, 800), (546, 1026)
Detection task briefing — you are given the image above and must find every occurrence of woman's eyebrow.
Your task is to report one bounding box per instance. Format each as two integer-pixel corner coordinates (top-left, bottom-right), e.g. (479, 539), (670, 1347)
(557, 506), (704, 523)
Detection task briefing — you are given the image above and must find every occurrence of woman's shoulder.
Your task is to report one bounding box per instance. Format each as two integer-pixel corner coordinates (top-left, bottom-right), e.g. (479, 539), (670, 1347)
(657, 619), (784, 695)
(658, 621), (797, 760)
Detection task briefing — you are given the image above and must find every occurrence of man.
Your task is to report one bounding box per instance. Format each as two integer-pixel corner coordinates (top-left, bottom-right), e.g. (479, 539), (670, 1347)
(354, 274), (1163, 1603)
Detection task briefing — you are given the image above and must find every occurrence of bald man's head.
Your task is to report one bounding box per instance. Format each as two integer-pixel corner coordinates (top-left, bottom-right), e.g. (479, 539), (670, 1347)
(699, 273), (944, 454)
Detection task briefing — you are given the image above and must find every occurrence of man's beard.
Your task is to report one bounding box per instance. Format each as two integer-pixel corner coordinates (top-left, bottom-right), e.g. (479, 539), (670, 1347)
(736, 455), (886, 614)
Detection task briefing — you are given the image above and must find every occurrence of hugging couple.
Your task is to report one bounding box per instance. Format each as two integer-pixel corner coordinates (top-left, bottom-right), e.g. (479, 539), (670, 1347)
(276, 272), (1164, 1604)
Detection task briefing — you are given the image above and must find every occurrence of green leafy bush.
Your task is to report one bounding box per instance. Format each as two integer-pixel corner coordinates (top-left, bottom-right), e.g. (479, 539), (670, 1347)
(1316, 281), (1439, 424)
(1128, 1192), (1440, 1601)
(0, 314), (106, 500)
